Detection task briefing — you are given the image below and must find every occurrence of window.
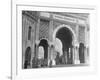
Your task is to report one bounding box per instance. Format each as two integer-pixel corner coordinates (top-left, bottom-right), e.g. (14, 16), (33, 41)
(28, 26), (31, 40)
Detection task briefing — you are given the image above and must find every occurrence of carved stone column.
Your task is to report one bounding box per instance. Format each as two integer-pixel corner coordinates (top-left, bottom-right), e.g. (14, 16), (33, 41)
(35, 40), (40, 59)
(84, 44), (89, 64)
(48, 42), (52, 66)
(72, 40), (76, 64)
(84, 20), (90, 64)
(35, 17), (40, 59)
(72, 38), (80, 64)
(74, 43), (80, 64)
(48, 14), (54, 66)
(73, 20), (80, 64)
(72, 45), (75, 64)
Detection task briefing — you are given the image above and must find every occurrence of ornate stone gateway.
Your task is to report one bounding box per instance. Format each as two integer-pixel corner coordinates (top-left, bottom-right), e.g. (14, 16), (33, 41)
(22, 11), (89, 69)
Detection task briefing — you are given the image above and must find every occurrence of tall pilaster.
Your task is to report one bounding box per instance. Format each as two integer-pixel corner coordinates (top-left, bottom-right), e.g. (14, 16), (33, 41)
(74, 20), (80, 64)
(35, 18), (40, 59)
(84, 20), (89, 64)
(48, 14), (54, 64)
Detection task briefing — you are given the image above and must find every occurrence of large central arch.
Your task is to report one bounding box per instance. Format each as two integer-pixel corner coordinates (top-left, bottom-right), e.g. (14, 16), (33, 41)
(53, 24), (76, 43)
(53, 24), (76, 64)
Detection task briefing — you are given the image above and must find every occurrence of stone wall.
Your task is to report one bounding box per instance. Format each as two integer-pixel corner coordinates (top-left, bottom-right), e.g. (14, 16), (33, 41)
(22, 13), (36, 68)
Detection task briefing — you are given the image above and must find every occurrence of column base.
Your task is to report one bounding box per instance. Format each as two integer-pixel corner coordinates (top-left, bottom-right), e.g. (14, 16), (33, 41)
(74, 60), (80, 64)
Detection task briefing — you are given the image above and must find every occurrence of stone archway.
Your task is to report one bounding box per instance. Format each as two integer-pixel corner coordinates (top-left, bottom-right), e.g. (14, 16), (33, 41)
(24, 47), (31, 69)
(38, 39), (49, 60)
(79, 43), (85, 63)
(53, 24), (76, 64)
(53, 24), (76, 43)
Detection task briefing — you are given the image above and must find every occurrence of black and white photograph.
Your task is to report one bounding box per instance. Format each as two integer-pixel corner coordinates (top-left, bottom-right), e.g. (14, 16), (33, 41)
(22, 11), (90, 69)
(0, 0), (99, 79)
(10, 1), (97, 79)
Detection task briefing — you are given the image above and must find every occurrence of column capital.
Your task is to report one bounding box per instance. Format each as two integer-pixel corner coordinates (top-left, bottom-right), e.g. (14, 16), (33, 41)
(48, 41), (54, 47)
(85, 44), (89, 48)
(72, 39), (79, 47)
(74, 43), (79, 48)
(35, 40), (40, 45)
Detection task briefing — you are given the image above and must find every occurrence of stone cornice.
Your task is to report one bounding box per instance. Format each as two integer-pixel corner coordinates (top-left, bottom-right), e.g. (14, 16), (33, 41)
(22, 11), (38, 21)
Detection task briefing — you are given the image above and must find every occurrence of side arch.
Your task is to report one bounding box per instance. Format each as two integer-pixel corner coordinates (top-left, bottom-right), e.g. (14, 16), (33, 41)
(38, 38), (49, 59)
(24, 46), (31, 68)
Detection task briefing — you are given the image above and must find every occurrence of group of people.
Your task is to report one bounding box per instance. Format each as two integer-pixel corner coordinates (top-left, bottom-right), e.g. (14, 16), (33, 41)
(24, 41), (86, 69)
(24, 47), (73, 69)
(32, 57), (48, 68)
(49, 49), (73, 67)
(31, 48), (73, 68)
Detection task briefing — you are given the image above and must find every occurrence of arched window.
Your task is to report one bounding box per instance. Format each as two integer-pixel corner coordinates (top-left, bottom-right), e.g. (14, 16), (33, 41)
(79, 43), (85, 63)
(24, 47), (31, 69)
(28, 26), (31, 40)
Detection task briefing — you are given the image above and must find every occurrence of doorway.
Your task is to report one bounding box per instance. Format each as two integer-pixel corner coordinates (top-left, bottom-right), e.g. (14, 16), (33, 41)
(24, 47), (31, 69)
(39, 39), (48, 60)
(53, 25), (75, 64)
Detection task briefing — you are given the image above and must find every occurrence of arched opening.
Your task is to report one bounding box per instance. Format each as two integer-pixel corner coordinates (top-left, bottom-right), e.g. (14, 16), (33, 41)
(56, 27), (73, 51)
(38, 39), (48, 60)
(54, 26), (75, 64)
(79, 43), (85, 63)
(24, 47), (31, 69)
